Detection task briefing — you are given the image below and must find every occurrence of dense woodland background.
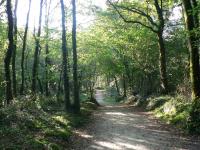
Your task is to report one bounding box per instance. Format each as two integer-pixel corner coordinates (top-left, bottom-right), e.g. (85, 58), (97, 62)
(0, 0), (200, 149)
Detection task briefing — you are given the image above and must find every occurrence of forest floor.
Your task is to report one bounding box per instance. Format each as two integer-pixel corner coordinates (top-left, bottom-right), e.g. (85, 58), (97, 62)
(68, 90), (200, 150)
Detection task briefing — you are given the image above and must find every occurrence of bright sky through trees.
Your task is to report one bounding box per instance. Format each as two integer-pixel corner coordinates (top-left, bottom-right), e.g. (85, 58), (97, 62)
(17, 0), (107, 30)
(16, 0), (181, 32)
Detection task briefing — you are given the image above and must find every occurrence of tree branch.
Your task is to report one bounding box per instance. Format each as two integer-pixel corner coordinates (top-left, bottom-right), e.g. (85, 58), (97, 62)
(154, 0), (164, 29)
(0, 0), (5, 7)
(114, 4), (159, 28)
(107, 0), (158, 33)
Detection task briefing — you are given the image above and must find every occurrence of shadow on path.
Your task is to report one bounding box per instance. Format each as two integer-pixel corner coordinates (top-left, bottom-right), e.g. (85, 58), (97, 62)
(69, 91), (200, 150)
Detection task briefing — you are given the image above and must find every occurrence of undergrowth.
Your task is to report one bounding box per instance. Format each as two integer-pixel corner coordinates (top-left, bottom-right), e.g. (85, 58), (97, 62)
(132, 95), (200, 135)
(151, 96), (191, 130)
(0, 95), (97, 149)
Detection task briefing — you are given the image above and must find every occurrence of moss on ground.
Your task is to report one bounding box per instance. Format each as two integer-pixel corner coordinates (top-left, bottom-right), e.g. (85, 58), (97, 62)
(152, 96), (191, 130)
(0, 95), (97, 149)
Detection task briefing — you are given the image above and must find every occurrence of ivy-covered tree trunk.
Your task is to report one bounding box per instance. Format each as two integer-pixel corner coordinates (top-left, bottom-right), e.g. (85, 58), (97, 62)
(12, 0), (18, 97)
(154, 0), (168, 94)
(20, 0), (31, 95)
(60, 0), (71, 111)
(5, 0), (13, 104)
(182, 0), (200, 99)
(32, 0), (43, 93)
(72, 0), (80, 113)
(191, 0), (199, 29)
(157, 31), (168, 94)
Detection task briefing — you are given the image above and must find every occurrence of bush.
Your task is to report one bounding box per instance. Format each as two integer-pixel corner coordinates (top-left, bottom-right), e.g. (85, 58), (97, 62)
(187, 99), (200, 134)
(124, 95), (142, 105)
(146, 96), (170, 111)
(0, 95), (97, 149)
(132, 95), (195, 132)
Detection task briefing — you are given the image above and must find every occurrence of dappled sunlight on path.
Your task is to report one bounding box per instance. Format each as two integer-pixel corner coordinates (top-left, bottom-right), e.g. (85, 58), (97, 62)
(69, 91), (200, 150)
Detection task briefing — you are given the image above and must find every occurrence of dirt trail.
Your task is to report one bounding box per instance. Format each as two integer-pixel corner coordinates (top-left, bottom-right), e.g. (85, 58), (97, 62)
(69, 91), (200, 150)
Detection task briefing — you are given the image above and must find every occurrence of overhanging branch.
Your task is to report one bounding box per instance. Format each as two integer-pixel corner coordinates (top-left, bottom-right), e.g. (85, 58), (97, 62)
(107, 0), (158, 33)
(114, 4), (158, 28)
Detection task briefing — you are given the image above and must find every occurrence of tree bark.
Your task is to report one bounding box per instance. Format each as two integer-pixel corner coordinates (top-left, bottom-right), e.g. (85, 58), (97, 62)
(57, 69), (63, 101)
(60, 0), (71, 111)
(45, 41), (50, 96)
(123, 74), (127, 97)
(5, 0), (14, 104)
(114, 76), (120, 95)
(123, 58), (132, 90)
(72, 0), (80, 113)
(190, 0), (199, 28)
(182, 0), (200, 99)
(154, 0), (168, 94)
(89, 84), (94, 100)
(37, 77), (43, 94)
(157, 31), (168, 93)
(12, 0), (18, 97)
(45, 0), (52, 97)
(32, 0), (43, 93)
(20, 0), (31, 95)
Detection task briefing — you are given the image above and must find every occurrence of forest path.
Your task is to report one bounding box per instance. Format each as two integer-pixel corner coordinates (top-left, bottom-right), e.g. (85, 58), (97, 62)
(69, 91), (200, 150)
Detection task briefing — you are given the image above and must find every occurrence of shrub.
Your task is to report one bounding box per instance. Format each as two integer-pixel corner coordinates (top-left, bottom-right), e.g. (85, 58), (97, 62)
(187, 99), (200, 134)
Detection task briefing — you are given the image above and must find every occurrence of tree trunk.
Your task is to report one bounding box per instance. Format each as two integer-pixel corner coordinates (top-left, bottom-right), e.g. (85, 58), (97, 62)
(4, 0), (13, 104)
(157, 31), (168, 94)
(45, 42), (50, 96)
(60, 0), (71, 111)
(190, 0), (199, 28)
(57, 69), (63, 101)
(89, 82), (96, 102)
(114, 76), (120, 95)
(154, 0), (168, 94)
(20, 0), (31, 95)
(32, 0), (43, 93)
(37, 77), (43, 94)
(45, 0), (52, 97)
(123, 58), (133, 90)
(72, 0), (80, 113)
(12, 0), (18, 97)
(106, 75), (110, 86)
(183, 0), (200, 99)
(123, 75), (127, 97)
